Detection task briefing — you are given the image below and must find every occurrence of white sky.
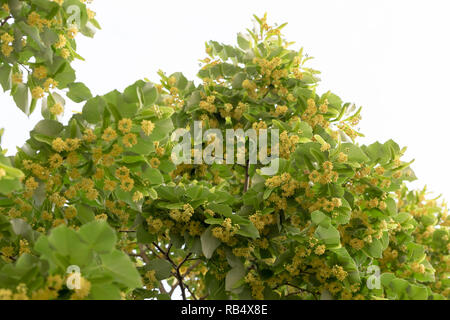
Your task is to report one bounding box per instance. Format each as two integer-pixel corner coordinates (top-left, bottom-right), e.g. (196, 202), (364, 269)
(1, 0), (449, 203)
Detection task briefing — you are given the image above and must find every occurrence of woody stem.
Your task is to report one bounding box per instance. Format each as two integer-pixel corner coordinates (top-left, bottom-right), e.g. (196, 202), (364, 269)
(243, 160), (250, 192)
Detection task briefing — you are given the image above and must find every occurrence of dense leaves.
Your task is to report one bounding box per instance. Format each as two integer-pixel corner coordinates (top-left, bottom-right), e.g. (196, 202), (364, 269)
(0, 0), (100, 116)
(0, 10), (448, 300)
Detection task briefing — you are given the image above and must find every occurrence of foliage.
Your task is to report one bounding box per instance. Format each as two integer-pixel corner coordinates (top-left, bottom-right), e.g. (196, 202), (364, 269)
(0, 0), (99, 116)
(0, 8), (448, 300)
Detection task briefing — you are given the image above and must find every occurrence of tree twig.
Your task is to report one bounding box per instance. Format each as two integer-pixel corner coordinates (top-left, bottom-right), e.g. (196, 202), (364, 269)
(184, 282), (197, 300)
(138, 244), (168, 295)
(243, 160), (250, 192)
(1, 16), (11, 27)
(182, 259), (202, 277)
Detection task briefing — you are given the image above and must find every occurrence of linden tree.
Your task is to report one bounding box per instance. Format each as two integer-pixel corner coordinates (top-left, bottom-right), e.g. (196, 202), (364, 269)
(0, 9), (448, 300)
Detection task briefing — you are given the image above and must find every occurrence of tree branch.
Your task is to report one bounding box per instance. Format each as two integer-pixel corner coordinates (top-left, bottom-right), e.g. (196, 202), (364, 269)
(184, 282), (197, 300)
(151, 242), (190, 300)
(138, 244), (168, 295)
(1, 15), (11, 27)
(243, 160), (250, 192)
(182, 259), (202, 277)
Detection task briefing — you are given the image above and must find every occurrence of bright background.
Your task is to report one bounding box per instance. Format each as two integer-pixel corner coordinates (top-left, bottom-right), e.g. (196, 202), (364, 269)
(1, 0), (449, 202)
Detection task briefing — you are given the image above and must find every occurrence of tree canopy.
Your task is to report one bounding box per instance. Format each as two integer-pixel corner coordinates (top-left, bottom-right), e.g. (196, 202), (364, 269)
(0, 3), (448, 300)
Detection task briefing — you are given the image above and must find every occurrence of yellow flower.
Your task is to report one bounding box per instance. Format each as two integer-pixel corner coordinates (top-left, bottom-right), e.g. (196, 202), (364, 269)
(320, 142), (331, 152)
(120, 177), (134, 192)
(87, 8), (96, 19)
(25, 177), (39, 192)
(42, 211), (53, 221)
(314, 244), (326, 256)
(1, 246), (14, 259)
(33, 66), (47, 79)
(115, 166), (130, 179)
(332, 265), (348, 281)
(64, 206), (77, 219)
(44, 78), (58, 91)
(0, 168), (5, 179)
(12, 73), (22, 84)
(110, 144), (123, 157)
(1, 33), (14, 43)
(141, 120), (155, 136)
(54, 34), (66, 49)
(122, 133), (137, 148)
(150, 157), (160, 168)
(60, 48), (70, 59)
(70, 277), (91, 300)
(102, 127), (117, 142)
(82, 129), (96, 143)
(27, 12), (42, 28)
(64, 186), (77, 199)
(49, 103), (64, 116)
(132, 191), (144, 202)
(93, 168), (104, 180)
(85, 189), (99, 201)
(0, 289), (13, 300)
(337, 152), (348, 163)
(1, 43), (13, 57)
(118, 118), (132, 134)
(104, 179), (117, 192)
(52, 137), (67, 153)
(95, 213), (108, 221)
(65, 138), (81, 151)
(375, 166), (385, 175)
(31, 86), (45, 99)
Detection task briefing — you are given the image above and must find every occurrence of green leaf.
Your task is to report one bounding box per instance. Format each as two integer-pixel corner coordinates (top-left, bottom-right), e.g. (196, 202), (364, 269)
(225, 264), (245, 291)
(10, 219), (34, 241)
(17, 21), (44, 49)
(54, 63), (76, 89)
(46, 225), (92, 266)
(33, 120), (63, 137)
(330, 247), (360, 282)
(142, 167), (164, 185)
(232, 72), (246, 89)
(0, 162), (24, 179)
(341, 143), (369, 163)
(75, 205), (95, 224)
(169, 72), (188, 91)
(67, 82), (93, 103)
(207, 203), (232, 217)
(12, 83), (29, 115)
(0, 64), (12, 91)
(0, 177), (22, 194)
(236, 222), (259, 239)
(147, 259), (172, 280)
(407, 284), (428, 300)
(136, 224), (156, 244)
(406, 243), (426, 263)
(78, 221), (117, 254)
(311, 211), (331, 228)
(82, 96), (106, 124)
(237, 33), (251, 50)
(100, 250), (142, 288)
(364, 238), (384, 259)
(89, 283), (121, 300)
(314, 225), (340, 248)
(46, 225), (79, 256)
(140, 82), (158, 106)
(201, 226), (221, 259)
